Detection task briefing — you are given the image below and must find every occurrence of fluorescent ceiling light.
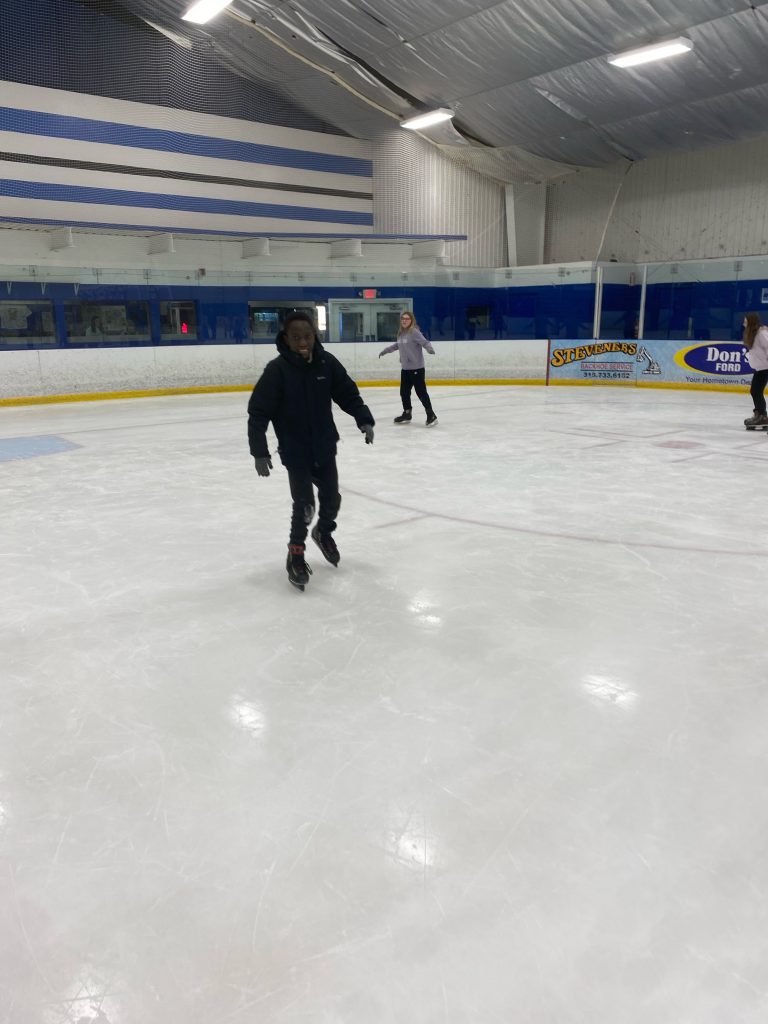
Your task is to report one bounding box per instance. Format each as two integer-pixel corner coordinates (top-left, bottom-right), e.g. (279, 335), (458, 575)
(400, 108), (455, 131)
(181, 0), (234, 24)
(608, 37), (693, 68)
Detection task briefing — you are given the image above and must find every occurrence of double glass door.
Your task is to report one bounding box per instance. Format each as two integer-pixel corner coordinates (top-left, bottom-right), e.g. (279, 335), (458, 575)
(328, 300), (412, 344)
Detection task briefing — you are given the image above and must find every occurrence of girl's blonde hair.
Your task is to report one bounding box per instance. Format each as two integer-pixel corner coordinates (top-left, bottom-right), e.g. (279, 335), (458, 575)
(743, 312), (761, 349)
(397, 311), (420, 337)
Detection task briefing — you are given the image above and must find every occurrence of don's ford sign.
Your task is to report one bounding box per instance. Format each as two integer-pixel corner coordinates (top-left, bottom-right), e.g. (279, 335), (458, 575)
(674, 343), (751, 376)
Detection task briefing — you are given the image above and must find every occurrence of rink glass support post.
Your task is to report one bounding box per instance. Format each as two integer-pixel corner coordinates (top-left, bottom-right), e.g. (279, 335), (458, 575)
(637, 264), (648, 340)
(592, 265), (604, 340)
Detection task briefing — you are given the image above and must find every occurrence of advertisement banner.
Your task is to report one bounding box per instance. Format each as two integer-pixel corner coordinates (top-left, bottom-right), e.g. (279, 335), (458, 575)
(548, 339), (754, 389)
(548, 341), (639, 384)
(641, 340), (753, 388)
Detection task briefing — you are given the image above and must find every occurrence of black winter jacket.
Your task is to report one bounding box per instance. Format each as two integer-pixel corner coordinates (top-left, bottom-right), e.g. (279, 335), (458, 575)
(247, 339), (375, 468)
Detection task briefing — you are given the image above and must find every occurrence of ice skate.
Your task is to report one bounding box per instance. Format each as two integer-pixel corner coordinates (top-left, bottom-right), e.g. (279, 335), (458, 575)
(286, 543), (312, 590)
(426, 412), (438, 427)
(744, 413), (768, 430)
(311, 524), (340, 566)
(394, 409), (412, 423)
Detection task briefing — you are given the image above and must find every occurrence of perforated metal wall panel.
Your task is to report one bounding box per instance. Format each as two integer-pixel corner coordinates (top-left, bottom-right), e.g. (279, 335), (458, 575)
(546, 136), (768, 264)
(373, 130), (507, 267)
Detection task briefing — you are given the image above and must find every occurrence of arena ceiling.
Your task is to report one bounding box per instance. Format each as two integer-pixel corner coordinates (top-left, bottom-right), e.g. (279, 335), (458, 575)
(101, 1), (768, 181)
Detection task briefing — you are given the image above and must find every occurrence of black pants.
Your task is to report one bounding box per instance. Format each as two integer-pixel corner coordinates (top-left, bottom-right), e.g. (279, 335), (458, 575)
(400, 368), (433, 414)
(286, 458), (340, 545)
(751, 369), (768, 416)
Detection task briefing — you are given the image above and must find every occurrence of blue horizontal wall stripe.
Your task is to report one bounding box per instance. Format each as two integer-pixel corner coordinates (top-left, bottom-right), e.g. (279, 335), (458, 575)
(0, 179), (373, 226)
(0, 107), (373, 178)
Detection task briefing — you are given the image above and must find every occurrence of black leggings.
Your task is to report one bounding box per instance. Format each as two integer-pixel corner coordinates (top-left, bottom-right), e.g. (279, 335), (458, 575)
(751, 369), (768, 416)
(400, 368), (433, 414)
(286, 459), (340, 545)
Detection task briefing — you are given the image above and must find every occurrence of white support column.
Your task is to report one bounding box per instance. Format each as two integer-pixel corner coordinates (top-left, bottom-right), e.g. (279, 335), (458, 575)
(505, 183), (545, 267)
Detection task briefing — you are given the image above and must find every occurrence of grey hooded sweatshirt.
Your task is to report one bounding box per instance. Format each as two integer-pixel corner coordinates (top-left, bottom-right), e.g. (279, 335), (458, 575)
(380, 327), (435, 370)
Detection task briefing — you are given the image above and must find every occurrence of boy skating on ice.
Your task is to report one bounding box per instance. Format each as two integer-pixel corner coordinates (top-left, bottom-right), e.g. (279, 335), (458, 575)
(247, 312), (375, 589)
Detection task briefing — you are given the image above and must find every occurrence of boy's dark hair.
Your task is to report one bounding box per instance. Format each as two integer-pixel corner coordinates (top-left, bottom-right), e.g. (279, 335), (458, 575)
(279, 311), (319, 342)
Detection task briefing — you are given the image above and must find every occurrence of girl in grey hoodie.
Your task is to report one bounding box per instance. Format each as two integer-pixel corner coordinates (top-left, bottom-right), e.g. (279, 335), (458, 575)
(743, 311), (768, 427)
(379, 311), (438, 426)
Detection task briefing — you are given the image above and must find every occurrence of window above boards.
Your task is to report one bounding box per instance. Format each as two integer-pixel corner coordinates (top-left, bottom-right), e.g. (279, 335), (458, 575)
(0, 300), (56, 345)
(64, 301), (151, 342)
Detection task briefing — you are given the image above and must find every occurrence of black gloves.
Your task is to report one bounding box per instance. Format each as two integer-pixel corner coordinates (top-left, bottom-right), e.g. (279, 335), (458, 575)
(254, 456), (273, 477)
(360, 424), (374, 445)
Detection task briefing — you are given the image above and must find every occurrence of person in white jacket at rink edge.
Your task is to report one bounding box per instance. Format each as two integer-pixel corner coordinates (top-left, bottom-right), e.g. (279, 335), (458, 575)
(742, 312), (768, 428)
(379, 311), (438, 426)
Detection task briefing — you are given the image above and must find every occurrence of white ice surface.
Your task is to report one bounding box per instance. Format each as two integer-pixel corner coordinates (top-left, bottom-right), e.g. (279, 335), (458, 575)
(2, 385), (768, 1023)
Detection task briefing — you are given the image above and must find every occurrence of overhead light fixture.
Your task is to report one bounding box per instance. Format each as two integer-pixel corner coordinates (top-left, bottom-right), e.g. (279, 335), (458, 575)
(400, 108), (455, 131)
(181, 0), (234, 24)
(608, 37), (693, 68)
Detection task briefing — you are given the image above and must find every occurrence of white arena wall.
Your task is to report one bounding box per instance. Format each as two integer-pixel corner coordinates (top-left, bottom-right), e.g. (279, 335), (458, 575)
(0, 341), (549, 402)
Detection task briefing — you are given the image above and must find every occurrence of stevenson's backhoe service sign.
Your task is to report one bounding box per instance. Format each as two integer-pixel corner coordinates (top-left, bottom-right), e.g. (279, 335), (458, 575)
(548, 340), (754, 388)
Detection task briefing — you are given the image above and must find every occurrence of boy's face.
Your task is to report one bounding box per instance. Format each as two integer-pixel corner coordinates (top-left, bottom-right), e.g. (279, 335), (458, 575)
(284, 319), (316, 360)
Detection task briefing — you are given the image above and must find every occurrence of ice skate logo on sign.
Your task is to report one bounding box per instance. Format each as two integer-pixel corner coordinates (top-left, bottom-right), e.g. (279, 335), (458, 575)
(674, 344), (751, 375)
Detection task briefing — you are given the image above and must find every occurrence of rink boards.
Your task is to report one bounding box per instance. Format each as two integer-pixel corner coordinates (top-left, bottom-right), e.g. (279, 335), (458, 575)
(0, 338), (756, 403)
